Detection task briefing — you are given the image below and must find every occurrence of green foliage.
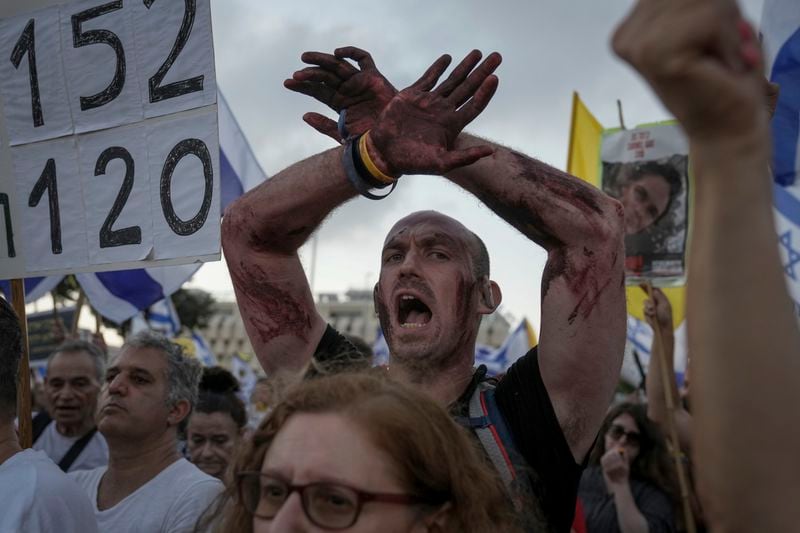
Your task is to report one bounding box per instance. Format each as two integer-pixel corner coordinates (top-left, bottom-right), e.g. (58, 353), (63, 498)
(171, 288), (216, 330)
(52, 275), (80, 304)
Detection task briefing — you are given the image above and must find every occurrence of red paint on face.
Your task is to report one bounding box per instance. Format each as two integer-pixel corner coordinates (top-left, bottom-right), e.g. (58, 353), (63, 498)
(377, 212), (484, 370)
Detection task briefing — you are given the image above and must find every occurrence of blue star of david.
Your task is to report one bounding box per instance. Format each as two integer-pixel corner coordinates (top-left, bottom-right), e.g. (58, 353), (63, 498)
(779, 230), (800, 281)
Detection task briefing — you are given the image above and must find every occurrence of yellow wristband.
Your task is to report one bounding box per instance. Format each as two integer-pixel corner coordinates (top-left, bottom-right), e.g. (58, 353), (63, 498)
(358, 132), (396, 185)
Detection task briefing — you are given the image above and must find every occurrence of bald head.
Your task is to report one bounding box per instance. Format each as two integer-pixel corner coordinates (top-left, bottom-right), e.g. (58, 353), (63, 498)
(384, 211), (490, 280)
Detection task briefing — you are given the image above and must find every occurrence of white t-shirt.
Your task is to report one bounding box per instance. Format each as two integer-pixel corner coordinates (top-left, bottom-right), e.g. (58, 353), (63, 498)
(0, 449), (98, 533)
(70, 458), (223, 533)
(33, 421), (109, 472)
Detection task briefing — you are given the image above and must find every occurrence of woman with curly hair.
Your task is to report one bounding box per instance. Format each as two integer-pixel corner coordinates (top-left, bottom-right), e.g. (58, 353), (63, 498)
(204, 371), (519, 532)
(578, 403), (678, 533)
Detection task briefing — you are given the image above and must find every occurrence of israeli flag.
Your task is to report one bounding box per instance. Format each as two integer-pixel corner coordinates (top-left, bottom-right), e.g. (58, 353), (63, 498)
(0, 275), (63, 303)
(192, 329), (218, 367)
(475, 319), (537, 376)
(2, 90), (269, 321)
(219, 91), (269, 212)
(372, 319), (536, 376)
(130, 295), (182, 337)
(621, 315), (687, 388)
(762, 0), (800, 315)
(372, 326), (391, 366)
(76, 265), (200, 324)
(231, 351), (258, 401)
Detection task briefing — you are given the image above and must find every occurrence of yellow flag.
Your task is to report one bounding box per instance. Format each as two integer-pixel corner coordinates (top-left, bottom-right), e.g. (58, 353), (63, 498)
(566, 91), (603, 187)
(524, 318), (538, 348)
(626, 285), (686, 327)
(566, 92), (686, 327)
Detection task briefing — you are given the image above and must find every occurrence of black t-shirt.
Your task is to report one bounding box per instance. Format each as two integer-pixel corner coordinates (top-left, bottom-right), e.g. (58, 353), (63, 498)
(309, 325), (372, 376)
(450, 346), (583, 533)
(314, 329), (581, 533)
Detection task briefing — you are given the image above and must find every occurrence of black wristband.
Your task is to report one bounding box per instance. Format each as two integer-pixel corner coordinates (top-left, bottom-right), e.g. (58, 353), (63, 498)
(342, 135), (397, 200)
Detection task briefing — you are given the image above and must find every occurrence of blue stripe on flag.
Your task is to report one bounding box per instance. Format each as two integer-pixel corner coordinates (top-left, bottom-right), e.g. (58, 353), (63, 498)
(0, 276), (64, 303)
(774, 184), (800, 226)
(770, 26), (800, 186)
(94, 270), (164, 310)
(220, 148), (244, 212)
(0, 278), (42, 298)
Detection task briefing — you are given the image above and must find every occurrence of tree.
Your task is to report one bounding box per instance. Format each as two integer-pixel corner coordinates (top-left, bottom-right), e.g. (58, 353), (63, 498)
(171, 288), (216, 330)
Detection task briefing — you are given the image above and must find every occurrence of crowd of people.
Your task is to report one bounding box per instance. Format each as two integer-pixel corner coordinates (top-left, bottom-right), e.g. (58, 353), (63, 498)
(2, 0), (799, 531)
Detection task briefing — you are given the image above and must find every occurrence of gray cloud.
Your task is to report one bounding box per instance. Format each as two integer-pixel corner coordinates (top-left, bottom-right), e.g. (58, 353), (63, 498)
(197, 0), (765, 329)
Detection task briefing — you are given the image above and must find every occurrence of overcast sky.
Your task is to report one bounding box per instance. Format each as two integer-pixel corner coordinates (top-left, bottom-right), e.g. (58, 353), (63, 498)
(191, 0), (766, 332)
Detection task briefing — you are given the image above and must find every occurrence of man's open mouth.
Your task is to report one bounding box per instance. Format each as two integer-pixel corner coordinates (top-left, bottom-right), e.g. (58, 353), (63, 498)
(397, 293), (432, 328)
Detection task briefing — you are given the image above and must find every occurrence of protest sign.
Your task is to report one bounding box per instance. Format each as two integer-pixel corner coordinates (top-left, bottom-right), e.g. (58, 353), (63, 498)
(0, 0), (219, 280)
(600, 122), (690, 283)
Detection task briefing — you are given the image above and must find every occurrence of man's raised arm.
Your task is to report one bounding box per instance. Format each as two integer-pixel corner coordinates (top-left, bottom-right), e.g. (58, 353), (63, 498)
(444, 135), (627, 462)
(287, 46), (626, 461)
(221, 148), (352, 374)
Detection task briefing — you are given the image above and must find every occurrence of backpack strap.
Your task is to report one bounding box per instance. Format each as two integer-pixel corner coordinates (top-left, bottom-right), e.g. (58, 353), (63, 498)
(31, 411), (52, 444)
(57, 427), (98, 472)
(458, 382), (519, 491)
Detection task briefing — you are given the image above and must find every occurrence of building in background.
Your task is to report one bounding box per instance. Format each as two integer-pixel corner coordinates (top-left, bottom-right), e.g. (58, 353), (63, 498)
(202, 289), (513, 368)
(316, 289), (511, 347)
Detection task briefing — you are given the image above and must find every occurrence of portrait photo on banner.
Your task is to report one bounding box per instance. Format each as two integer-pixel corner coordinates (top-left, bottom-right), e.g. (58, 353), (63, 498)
(600, 123), (690, 282)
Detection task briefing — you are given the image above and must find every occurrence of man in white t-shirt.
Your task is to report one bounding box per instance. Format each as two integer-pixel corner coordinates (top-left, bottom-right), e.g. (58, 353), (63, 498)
(33, 340), (109, 472)
(0, 298), (97, 533)
(70, 331), (222, 532)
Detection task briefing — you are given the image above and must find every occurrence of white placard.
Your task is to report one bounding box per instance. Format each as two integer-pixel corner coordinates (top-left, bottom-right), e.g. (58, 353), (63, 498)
(60, 0), (143, 134)
(133, 0), (216, 118)
(79, 121), (154, 264)
(600, 122), (690, 283)
(601, 123), (689, 164)
(13, 137), (88, 273)
(148, 108), (219, 260)
(0, 180), (23, 274)
(0, 0), (218, 280)
(0, 7), (73, 145)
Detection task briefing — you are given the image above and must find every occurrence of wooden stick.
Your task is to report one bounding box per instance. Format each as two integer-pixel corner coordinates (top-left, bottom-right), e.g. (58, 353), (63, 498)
(644, 281), (696, 533)
(11, 279), (32, 449)
(617, 99), (627, 130)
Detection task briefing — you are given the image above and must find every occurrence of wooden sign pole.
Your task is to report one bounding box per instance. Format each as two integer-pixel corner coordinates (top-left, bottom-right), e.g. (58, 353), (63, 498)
(644, 281), (696, 533)
(11, 279), (32, 448)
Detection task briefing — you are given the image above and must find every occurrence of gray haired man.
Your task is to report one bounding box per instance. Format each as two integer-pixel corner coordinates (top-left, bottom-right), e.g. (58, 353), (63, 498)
(33, 340), (109, 472)
(70, 331), (222, 532)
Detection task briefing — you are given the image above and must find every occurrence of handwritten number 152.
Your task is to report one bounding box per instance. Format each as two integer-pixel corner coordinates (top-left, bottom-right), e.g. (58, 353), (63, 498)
(9, 0), (204, 127)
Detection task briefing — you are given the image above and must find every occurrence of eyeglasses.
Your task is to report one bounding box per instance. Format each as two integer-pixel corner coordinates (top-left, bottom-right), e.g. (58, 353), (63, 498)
(607, 424), (642, 446)
(236, 472), (431, 529)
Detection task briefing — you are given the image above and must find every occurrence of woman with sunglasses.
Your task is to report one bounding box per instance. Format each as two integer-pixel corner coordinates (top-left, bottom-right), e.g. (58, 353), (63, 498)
(204, 371), (518, 532)
(578, 403), (678, 533)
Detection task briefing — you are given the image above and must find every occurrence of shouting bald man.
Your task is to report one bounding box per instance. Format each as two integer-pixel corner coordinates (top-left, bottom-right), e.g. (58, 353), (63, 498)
(223, 49), (625, 531)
